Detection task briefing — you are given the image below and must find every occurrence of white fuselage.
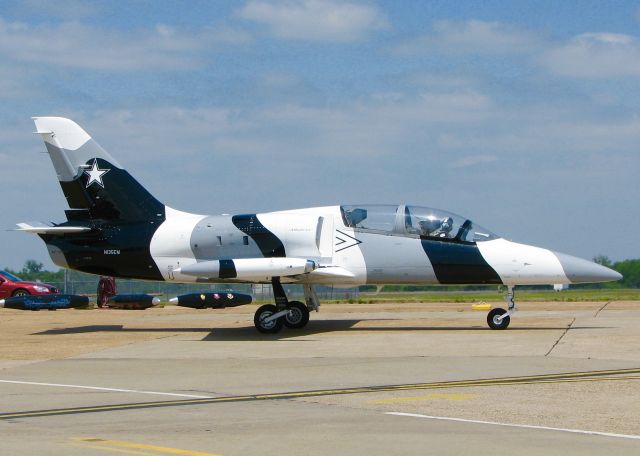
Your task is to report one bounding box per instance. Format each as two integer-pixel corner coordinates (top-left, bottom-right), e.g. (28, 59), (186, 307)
(148, 205), (601, 287)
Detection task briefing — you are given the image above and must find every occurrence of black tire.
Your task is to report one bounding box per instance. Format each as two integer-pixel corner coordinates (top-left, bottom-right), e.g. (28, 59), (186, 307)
(487, 308), (510, 330)
(254, 304), (284, 334)
(283, 301), (310, 329)
(12, 289), (30, 297)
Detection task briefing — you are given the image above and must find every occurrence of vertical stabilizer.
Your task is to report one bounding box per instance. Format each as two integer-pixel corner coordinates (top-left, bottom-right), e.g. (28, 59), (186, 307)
(32, 117), (164, 222)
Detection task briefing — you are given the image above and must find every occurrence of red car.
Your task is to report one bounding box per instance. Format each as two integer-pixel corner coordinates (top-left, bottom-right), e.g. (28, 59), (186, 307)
(0, 270), (59, 299)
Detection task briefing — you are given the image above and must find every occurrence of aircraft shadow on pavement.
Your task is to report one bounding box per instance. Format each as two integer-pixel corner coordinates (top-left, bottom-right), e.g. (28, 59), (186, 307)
(33, 321), (610, 341)
(200, 321), (608, 341)
(33, 325), (216, 335)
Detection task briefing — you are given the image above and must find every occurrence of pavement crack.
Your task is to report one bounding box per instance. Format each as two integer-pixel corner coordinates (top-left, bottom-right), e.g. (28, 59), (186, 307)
(545, 318), (575, 357)
(594, 301), (611, 317)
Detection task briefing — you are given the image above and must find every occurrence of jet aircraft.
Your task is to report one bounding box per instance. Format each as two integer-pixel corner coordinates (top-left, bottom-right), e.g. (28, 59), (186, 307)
(18, 117), (622, 332)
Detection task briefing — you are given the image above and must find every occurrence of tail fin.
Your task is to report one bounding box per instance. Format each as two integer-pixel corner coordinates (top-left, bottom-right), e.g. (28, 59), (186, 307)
(32, 117), (164, 222)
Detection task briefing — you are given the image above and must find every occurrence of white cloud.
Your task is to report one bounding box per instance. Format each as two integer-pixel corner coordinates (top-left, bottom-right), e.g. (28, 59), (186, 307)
(43, 89), (495, 187)
(539, 32), (640, 78)
(393, 23), (640, 79)
(392, 20), (540, 55)
(0, 17), (252, 71)
(0, 66), (38, 98)
(451, 154), (497, 168)
(15, 0), (100, 19)
(72, 84), (640, 168)
(238, 0), (388, 42)
(407, 73), (478, 90)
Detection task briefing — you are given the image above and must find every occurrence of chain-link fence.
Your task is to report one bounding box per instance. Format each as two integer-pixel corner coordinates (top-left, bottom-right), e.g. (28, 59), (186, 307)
(48, 274), (359, 304)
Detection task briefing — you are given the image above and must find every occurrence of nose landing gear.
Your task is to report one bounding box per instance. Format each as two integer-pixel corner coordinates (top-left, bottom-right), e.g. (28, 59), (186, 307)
(487, 286), (517, 330)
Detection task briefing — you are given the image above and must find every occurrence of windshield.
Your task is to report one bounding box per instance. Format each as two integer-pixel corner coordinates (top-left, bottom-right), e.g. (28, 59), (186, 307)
(341, 204), (399, 233)
(340, 204), (499, 242)
(405, 206), (498, 242)
(0, 270), (23, 281)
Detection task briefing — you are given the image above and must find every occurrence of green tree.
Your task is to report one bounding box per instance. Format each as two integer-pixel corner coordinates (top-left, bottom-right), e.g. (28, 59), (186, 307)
(5, 260), (64, 284)
(22, 260), (44, 275)
(614, 259), (640, 288)
(593, 255), (613, 268)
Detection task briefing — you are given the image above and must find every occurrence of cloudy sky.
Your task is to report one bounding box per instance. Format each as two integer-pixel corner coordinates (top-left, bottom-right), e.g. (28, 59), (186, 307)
(1, 0), (639, 270)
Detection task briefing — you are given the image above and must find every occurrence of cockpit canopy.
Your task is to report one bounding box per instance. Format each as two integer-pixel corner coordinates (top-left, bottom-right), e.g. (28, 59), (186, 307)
(340, 204), (498, 243)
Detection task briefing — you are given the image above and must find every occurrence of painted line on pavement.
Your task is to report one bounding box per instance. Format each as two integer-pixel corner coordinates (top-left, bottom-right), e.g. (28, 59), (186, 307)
(386, 412), (640, 441)
(69, 442), (160, 456)
(370, 393), (479, 404)
(69, 437), (221, 456)
(0, 380), (213, 399)
(1, 367), (639, 420)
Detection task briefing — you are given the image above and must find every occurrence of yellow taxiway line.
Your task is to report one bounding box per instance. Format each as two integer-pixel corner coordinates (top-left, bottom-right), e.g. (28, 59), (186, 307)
(69, 438), (221, 456)
(1, 368), (639, 420)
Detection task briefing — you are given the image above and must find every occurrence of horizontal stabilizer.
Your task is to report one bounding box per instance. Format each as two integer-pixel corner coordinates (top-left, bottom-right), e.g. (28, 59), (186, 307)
(175, 258), (317, 281)
(16, 222), (91, 234)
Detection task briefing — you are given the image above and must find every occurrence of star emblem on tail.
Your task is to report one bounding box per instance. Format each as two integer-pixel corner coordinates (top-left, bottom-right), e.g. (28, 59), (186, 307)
(84, 159), (110, 188)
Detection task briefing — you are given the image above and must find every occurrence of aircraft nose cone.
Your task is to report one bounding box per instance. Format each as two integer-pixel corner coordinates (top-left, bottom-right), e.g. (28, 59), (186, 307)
(553, 251), (623, 284)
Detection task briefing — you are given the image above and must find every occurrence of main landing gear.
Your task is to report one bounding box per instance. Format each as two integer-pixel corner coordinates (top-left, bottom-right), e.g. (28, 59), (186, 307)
(487, 285), (517, 330)
(253, 278), (319, 334)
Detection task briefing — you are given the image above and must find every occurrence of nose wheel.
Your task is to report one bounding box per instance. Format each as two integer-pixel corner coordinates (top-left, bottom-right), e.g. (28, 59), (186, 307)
(487, 308), (510, 329)
(486, 286), (517, 330)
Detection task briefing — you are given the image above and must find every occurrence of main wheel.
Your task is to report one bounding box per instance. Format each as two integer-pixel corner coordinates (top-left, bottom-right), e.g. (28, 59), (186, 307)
(283, 301), (310, 329)
(487, 308), (510, 330)
(254, 304), (284, 334)
(12, 289), (30, 297)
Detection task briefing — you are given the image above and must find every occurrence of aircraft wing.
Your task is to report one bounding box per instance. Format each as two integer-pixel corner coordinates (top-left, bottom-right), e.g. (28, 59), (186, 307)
(308, 266), (355, 279)
(15, 222), (91, 234)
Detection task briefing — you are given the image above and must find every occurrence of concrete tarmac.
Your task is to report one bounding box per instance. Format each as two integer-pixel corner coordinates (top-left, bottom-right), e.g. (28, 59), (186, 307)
(0, 301), (639, 455)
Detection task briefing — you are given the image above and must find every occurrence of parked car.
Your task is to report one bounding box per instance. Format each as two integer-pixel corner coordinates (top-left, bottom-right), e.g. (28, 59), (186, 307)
(0, 270), (59, 299)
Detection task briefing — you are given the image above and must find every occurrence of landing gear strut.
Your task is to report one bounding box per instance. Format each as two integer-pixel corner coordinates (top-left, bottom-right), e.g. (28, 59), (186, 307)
(487, 286), (517, 330)
(253, 277), (314, 333)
